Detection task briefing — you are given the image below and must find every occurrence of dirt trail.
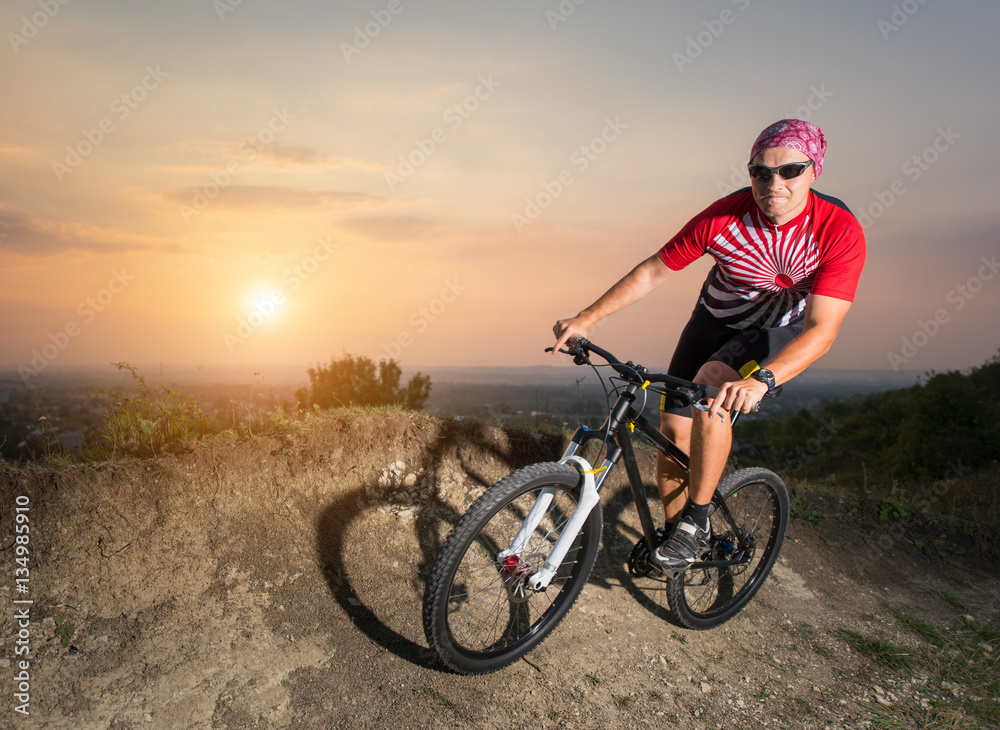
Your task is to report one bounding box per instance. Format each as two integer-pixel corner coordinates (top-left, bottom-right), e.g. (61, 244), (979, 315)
(1, 411), (997, 729)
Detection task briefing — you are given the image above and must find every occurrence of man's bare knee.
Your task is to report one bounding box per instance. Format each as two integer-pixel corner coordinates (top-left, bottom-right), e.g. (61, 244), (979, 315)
(659, 412), (692, 450)
(694, 360), (740, 388)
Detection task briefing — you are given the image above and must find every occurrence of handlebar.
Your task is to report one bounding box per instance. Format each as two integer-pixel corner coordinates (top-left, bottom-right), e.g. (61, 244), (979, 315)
(546, 335), (725, 412)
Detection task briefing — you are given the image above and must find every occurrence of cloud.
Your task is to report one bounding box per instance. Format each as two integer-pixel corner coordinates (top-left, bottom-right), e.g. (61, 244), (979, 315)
(334, 214), (519, 264)
(158, 141), (383, 174)
(336, 215), (442, 243)
(257, 145), (333, 167)
(0, 208), (164, 256)
(256, 145), (382, 172)
(161, 185), (380, 212)
(0, 144), (32, 156)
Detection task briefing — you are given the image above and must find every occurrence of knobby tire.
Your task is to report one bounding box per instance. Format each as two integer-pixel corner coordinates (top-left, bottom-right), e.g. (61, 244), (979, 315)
(667, 467), (789, 629)
(422, 463), (602, 675)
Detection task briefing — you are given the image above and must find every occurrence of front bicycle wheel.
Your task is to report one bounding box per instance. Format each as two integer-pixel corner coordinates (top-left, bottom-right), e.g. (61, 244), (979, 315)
(667, 467), (788, 630)
(422, 462), (602, 675)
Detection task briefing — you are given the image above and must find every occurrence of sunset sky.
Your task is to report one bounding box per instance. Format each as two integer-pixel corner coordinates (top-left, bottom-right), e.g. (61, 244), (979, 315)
(2, 0), (998, 380)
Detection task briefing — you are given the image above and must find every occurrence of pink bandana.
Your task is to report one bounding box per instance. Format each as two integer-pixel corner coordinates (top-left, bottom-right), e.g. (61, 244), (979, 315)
(750, 119), (827, 177)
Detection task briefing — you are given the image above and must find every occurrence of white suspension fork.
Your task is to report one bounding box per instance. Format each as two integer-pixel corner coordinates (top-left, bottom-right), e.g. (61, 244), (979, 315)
(497, 489), (555, 561)
(500, 455), (604, 592)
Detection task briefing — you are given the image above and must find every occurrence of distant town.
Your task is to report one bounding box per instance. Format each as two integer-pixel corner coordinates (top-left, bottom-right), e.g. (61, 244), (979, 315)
(0, 363), (923, 462)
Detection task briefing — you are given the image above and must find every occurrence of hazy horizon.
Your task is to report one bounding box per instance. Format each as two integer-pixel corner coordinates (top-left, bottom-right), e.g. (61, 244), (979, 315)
(0, 360), (932, 389)
(4, 1), (998, 377)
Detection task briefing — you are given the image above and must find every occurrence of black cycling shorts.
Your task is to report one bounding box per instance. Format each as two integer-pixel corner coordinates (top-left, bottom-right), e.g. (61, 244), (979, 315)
(660, 304), (802, 416)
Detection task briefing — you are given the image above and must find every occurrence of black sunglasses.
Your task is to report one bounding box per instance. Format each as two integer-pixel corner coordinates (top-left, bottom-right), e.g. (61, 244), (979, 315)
(747, 160), (813, 182)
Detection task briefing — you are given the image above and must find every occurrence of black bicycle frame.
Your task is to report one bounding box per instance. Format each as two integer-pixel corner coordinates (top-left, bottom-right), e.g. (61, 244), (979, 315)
(561, 381), (753, 572)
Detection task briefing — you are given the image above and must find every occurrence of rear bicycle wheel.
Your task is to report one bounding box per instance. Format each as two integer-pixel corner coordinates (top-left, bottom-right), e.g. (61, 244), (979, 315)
(667, 467), (788, 629)
(422, 462), (602, 675)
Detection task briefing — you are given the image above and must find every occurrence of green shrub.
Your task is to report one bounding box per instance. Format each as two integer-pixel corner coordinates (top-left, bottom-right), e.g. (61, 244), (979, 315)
(88, 362), (214, 458)
(295, 354), (431, 411)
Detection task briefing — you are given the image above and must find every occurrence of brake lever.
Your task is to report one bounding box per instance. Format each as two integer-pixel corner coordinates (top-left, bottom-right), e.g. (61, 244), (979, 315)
(683, 386), (748, 421)
(689, 397), (727, 421)
(545, 338), (590, 358)
(675, 387), (721, 419)
(703, 404), (729, 422)
(544, 345), (575, 356)
(544, 344), (589, 365)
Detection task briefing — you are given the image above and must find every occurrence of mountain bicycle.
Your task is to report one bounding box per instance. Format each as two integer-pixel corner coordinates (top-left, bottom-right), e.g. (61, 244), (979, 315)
(422, 337), (789, 675)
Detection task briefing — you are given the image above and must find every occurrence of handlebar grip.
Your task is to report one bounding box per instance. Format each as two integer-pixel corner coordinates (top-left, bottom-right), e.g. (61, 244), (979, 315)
(704, 385), (720, 400)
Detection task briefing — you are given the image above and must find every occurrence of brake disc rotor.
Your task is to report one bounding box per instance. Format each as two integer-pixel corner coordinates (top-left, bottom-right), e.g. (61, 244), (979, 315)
(501, 552), (546, 603)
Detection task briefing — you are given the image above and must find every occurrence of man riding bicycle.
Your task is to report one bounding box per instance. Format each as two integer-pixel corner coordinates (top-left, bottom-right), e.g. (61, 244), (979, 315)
(552, 119), (866, 571)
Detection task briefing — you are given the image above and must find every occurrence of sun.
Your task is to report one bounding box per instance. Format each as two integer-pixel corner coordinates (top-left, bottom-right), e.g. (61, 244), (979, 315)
(241, 283), (287, 329)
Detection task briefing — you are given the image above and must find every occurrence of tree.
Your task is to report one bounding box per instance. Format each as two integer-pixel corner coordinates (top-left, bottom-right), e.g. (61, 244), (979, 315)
(295, 354), (431, 411)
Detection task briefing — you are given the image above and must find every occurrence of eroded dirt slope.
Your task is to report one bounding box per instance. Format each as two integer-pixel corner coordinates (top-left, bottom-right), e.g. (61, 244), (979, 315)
(1, 411), (997, 729)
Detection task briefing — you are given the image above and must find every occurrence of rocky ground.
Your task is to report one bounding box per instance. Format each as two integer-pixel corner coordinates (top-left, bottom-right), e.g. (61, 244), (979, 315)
(1, 411), (997, 729)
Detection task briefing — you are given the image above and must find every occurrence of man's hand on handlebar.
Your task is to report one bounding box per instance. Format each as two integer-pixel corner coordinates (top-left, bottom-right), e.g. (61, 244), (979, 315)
(707, 377), (769, 420)
(545, 334), (754, 416)
(552, 316), (591, 355)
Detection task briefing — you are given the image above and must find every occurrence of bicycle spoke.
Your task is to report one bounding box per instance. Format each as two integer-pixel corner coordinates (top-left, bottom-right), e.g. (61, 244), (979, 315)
(449, 542), (585, 652)
(428, 470), (599, 666)
(666, 471), (788, 629)
(449, 579), (503, 645)
(423, 342), (790, 667)
(740, 489), (772, 536)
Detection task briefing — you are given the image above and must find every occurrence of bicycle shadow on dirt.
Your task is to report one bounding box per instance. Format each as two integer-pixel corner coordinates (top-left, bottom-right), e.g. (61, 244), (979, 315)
(592, 474), (685, 627)
(315, 418), (567, 670)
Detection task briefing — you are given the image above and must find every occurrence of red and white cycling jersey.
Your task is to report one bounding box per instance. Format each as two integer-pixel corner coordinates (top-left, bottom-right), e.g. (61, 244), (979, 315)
(659, 189), (866, 329)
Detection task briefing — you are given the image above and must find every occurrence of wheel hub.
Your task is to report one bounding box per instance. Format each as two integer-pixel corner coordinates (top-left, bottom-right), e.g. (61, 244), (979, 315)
(500, 553), (544, 603)
(712, 529), (756, 575)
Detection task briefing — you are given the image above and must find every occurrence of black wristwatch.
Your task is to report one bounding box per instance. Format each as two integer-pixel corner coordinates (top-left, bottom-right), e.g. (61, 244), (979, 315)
(752, 368), (776, 397)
